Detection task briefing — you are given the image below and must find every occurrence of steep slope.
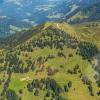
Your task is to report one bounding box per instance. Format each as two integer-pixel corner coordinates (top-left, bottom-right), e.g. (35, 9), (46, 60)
(67, 2), (100, 24)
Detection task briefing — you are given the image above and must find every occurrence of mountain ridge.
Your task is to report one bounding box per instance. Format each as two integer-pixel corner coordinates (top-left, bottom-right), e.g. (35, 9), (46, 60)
(66, 2), (100, 24)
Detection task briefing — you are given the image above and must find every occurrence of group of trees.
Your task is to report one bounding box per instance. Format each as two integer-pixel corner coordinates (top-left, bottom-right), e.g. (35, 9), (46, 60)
(0, 52), (5, 72)
(78, 42), (99, 59)
(3, 52), (35, 73)
(82, 76), (94, 96)
(1, 69), (12, 99)
(96, 79), (100, 88)
(67, 65), (81, 74)
(6, 89), (18, 100)
(27, 78), (72, 100)
(64, 81), (72, 93)
(18, 27), (78, 52)
(86, 23), (99, 27)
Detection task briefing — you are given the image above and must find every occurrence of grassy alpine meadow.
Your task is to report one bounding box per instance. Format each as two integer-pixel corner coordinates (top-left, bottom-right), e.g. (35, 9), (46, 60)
(0, 21), (100, 100)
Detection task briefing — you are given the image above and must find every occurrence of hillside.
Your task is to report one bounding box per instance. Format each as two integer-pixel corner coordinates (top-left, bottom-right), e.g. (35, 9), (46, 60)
(1, 22), (100, 48)
(67, 2), (100, 24)
(0, 22), (100, 100)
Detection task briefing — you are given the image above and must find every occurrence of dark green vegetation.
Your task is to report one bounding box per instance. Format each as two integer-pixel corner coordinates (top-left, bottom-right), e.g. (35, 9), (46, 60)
(27, 78), (72, 99)
(78, 42), (99, 59)
(0, 22), (100, 100)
